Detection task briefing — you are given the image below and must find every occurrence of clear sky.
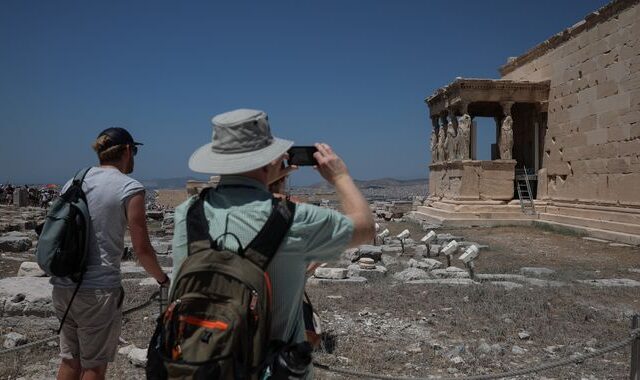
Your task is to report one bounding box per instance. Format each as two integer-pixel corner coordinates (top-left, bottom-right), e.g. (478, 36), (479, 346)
(0, 0), (609, 186)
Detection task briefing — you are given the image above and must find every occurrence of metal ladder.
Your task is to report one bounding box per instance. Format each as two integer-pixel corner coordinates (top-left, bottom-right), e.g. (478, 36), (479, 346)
(516, 166), (536, 215)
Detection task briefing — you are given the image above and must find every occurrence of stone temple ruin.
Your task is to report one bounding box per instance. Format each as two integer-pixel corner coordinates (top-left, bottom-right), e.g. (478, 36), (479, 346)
(415, 0), (640, 245)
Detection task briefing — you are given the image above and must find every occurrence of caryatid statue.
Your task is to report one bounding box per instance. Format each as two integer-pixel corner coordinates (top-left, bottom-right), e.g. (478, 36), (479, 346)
(445, 120), (456, 161)
(437, 126), (446, 163)
(499, 115), (514, 160)
(457, 114), (471, 160)
(430, 128), (438, 163)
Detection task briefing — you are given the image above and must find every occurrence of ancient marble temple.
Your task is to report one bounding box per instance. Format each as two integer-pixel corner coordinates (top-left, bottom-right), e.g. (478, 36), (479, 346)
(415, 0), (640, 245)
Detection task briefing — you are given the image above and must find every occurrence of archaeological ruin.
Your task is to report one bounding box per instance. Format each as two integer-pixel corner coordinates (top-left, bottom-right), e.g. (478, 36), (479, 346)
(416, 0), (640, 245)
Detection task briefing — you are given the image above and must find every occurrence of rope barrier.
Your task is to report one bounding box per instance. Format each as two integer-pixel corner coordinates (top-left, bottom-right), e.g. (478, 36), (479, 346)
(314, 328), (640, 380)
(0, 290), (159, 356)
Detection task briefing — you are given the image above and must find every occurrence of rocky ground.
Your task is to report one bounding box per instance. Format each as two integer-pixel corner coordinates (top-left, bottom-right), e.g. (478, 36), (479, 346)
(0, 204), (639, 379)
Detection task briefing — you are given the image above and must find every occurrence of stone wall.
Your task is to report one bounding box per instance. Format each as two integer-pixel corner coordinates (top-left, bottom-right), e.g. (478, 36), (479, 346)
(501, 1), (640, 207)
(429, 160), (516, 201)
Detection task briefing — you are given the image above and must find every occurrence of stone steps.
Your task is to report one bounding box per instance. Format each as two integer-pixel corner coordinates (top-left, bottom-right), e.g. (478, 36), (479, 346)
(544, 204), (640, 225)
(536, 219), (640, 246)
(416, 206), (533, 221)
(413, 206), (640, 246)
(539, 212), (640, 236)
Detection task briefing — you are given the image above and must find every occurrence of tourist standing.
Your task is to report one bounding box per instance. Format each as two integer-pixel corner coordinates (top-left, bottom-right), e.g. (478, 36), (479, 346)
(171, 109), (374, 378)
(52, 128), (169, 380)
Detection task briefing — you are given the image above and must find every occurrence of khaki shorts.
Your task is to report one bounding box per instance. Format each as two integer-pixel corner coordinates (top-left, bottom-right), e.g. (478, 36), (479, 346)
(52, 286), (124, 369)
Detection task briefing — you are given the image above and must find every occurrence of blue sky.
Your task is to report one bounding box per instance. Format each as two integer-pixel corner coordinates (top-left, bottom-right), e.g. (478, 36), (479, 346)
(0, 0), (608, 186)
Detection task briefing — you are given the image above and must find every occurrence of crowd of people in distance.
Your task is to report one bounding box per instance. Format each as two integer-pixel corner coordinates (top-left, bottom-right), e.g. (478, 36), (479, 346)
(0, 183), (59, 209)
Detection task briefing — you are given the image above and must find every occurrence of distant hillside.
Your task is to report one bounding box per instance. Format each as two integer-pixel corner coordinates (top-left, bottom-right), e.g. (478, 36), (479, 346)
(140, 176), (208, 190)
(301, 177), (428, 190)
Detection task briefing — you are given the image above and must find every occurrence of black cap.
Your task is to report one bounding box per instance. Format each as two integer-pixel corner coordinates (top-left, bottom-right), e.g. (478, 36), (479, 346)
(97, 127), (143, 149)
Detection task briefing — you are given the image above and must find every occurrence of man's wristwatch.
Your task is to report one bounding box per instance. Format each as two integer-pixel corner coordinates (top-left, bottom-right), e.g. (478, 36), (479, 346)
(158, 274), (170, 286)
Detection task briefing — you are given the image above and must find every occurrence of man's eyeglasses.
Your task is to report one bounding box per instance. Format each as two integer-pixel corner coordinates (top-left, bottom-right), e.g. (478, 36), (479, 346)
(131, 145), (138, 156)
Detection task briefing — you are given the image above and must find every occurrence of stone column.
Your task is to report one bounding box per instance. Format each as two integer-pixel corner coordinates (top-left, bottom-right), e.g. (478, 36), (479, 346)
(430, 116), (439, 163)
(439, 114), (449, 161)
(499, 102), (514, 160)
(458, 114), (472, 160)
(449, 109), (460, 160)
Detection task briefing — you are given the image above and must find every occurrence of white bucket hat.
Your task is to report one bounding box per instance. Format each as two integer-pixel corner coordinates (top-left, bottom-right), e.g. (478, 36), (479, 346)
(189, 109), (294, 174)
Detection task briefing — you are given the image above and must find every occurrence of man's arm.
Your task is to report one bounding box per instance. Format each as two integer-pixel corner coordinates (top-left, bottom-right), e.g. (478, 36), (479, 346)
(127, 193), (169, 284)
(314, 143), (374, 247)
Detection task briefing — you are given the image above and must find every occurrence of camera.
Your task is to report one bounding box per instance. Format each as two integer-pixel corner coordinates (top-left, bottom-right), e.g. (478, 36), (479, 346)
(287, 146), (318, 166)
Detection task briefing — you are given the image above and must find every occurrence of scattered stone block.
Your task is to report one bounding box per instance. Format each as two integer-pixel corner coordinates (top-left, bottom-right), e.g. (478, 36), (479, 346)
(381, 254), (399, 268)
(0, 277), (53, 317)
(353, 245), (383, 262)
(3, 332), (27, 349)
(307, 276), (367, 285)
(347, 264), (387, 280)
(0, 234), (32, 252)
(511, 345), (526, 355)
(393, 267), (431, 282)
(314, 268), (348, 280)
(408, 258), (443, 271)
(520, 267), (555, 277)
(119, 344), (148, 367)
(17, 262), (45, 277)
(432, 269), (470, 279)
(476, 274), (527, 282)
(357, 258), (376, 270)
(407, 278), (479, 286)
(412, 245), (428, 256)
(436, 234), (464, 244)
(381, 245), (403, 255)
(518, 331), (531, 340)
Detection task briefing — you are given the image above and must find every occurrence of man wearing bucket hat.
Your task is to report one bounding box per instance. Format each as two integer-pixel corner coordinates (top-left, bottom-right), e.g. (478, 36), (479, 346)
(170, 109), (374, 377)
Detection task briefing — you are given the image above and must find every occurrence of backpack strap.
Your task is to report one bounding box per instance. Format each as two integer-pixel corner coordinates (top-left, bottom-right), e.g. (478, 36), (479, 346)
(185, 188), (296, 268)
(243, 197), (296, 270)
(186, 188), (217, 256)
(73, 167), (91, 185)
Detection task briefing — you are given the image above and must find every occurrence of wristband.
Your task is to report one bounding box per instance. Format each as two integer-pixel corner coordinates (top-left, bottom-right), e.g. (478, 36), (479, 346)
(158, 274), (170, 286)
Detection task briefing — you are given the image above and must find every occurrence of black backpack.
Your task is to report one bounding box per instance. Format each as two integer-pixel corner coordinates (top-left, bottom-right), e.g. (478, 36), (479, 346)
(36, 168), (92, 332)
(146, 188), (296, 380)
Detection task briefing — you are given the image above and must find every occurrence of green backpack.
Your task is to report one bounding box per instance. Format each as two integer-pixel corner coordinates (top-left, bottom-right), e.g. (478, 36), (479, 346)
(147, 188), (295, 379)
(36, 168), (92, 333)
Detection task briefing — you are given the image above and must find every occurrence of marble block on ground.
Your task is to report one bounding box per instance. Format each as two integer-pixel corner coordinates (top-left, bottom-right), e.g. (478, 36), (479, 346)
(0, 234), (32, 253)
(17, 261), (46, 277)
(393, 267), (431, 282)
(0, 277), (53, 317)
(307, 276), (367, 285)
(347, 264), (387, 280)
(406, 278), (479, 286)
(314, 267), (348, 280)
